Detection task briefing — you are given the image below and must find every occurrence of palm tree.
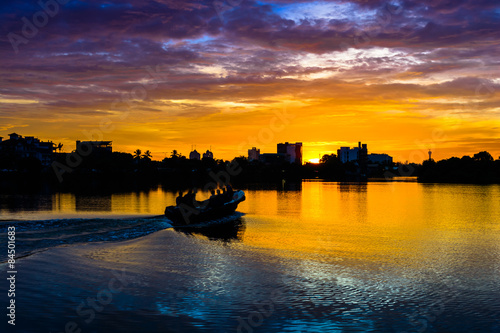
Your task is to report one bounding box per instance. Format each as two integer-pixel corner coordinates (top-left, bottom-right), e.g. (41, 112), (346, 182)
(170, 150), (179, 159)
(142, 150), (152, 160)
(56, 143), (63, 153)
(133, 149), (142, 160)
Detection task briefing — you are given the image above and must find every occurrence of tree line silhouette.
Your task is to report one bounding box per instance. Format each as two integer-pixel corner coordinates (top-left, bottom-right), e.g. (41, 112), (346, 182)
(2, 146), (500, 191)
(419, 151), (500, 183)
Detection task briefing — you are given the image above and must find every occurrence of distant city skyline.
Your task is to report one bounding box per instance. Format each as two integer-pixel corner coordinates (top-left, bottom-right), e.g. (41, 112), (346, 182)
(2, 131), (489, 166)
(0, 126), (496, 164)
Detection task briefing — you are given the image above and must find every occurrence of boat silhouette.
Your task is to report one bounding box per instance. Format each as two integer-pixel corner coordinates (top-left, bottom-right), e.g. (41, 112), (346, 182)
(164, 190), (246, 226)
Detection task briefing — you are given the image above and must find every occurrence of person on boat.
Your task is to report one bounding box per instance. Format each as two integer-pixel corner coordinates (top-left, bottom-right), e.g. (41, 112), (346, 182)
(176, 191), (184, 206)
(211, 189), (224, 207)
(191, 189), (199, 207)
(182, 189), (192, 206)
(226, 185), (234, 200)
(187, 189), (199, 207)
(208, 189), (217, 208)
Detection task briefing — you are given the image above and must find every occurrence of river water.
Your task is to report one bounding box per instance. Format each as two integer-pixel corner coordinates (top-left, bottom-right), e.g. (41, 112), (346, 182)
(1, 181), (500, 332)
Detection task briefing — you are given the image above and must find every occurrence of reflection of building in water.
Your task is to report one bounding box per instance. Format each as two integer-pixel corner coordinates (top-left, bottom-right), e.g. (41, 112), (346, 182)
(276, 182), (302, 217)
(75, 195), (112, 212)
(281, 180), (302, 191)
(0, 132), (55, 166)
(338, 182), (368, 192)
(189, 149), (201, 160)
(277, 142), (303, 164)
(1, 193), (53, 212)
(337, 182), (368, 223)
(203, 149), (214, 159)
(248, 147), (260, 161)
(52, 193), (76, 212)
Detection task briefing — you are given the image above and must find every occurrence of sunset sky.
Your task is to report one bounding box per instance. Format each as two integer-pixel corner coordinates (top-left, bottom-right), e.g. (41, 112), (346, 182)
(1, 0), (499, 163)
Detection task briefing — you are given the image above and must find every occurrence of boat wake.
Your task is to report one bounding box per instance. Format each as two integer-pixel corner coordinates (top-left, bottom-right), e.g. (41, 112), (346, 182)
(0, 212), (247, 262)
(0, 215), (172, 261)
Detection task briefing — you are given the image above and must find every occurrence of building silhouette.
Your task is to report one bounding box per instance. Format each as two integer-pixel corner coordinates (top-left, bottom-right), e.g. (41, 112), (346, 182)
(259, 153), (288, 164)
(277, 142), (303, 164)
(203, 149), (214, 159)
(368, 153), (393, 164)
(337, 142), (368, 164)
(248, 147), (260, 161)
(0, 133), (55, 166)
(76, 141), (112, 154)
(189, 149), (201, 160)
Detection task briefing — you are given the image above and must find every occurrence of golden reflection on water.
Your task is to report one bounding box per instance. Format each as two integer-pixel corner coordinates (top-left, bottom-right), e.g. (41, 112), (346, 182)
(50, 188), (176, 215)
(5, 182), (499, 333)
(2, 182), (500, 272)
(241, 182), (500, 271)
